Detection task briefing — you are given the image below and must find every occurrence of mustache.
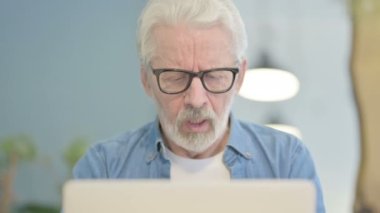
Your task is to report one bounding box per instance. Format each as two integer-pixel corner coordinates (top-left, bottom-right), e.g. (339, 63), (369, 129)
(177, 107), (215, 123)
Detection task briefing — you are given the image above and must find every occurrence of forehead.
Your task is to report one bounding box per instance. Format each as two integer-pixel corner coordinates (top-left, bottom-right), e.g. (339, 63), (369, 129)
(151, 24), (235, 68)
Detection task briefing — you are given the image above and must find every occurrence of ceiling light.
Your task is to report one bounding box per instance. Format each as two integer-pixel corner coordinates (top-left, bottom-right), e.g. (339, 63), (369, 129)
(239, 68), (300, 102)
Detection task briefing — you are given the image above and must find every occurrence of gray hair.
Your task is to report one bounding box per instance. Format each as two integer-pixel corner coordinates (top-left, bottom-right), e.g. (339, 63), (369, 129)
(137, 0), (248, 68)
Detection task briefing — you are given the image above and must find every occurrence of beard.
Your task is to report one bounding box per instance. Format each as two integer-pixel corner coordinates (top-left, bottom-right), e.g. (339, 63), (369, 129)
(158, 105), (230, 154)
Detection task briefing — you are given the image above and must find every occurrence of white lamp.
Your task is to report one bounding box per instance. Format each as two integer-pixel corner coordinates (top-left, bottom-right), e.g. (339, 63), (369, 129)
(240, 53), (303, 139)
(239, 68), (300, 102)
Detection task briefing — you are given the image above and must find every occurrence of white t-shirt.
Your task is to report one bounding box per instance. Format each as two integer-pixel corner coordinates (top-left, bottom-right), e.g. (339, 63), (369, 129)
(165, 147), (230, 181)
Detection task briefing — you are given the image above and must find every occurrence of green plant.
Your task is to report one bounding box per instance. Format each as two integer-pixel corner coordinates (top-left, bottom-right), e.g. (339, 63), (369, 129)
(0, 134), (37, 213)
(63, 137), (89, 177)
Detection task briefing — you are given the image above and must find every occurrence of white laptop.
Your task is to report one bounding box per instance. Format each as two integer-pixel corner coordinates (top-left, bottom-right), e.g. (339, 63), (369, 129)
(63, 180), (316, 213)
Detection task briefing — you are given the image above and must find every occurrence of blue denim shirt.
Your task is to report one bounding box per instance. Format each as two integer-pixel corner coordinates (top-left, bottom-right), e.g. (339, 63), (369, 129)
(74, 115), (325, 212)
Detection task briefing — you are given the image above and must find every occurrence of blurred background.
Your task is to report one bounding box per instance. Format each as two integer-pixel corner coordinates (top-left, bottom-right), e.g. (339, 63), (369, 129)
(0, 0), (379, 212)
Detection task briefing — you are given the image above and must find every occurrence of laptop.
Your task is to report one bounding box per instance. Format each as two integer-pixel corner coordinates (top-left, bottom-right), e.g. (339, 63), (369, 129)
(63, 180), (316, 213)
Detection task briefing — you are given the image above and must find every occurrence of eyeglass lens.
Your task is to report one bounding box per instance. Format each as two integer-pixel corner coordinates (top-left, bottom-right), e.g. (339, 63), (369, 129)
(158, 70), (234, 94)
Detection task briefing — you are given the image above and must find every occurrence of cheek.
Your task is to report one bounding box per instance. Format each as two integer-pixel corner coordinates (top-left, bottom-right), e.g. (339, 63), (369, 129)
(153, 92), (184, 120)
(209, 94), (234, 115)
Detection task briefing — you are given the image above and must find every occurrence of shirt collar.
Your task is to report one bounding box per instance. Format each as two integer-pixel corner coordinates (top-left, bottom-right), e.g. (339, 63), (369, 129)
(145, 113), (254, 162)
(144, 117), (166, 163)
(226, 114), (254, 159)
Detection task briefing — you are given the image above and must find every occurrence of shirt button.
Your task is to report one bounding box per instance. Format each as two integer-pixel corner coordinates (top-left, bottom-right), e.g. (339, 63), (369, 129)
(149, 154), (156, 161)
(244, 152), (252, 159)
(146, 153), (156, 162)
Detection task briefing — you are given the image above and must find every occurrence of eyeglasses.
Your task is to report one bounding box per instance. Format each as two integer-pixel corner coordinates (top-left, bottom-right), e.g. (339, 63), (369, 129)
(151, 67), (239, 94)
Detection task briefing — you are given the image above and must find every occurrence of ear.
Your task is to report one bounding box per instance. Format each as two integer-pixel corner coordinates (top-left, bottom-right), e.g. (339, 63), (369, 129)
(140, 65), (153, 97)
(235, 58), (247, 92)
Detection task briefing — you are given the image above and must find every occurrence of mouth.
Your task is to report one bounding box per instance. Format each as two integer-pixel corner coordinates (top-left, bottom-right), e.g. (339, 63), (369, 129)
(183, 119), (210, 133)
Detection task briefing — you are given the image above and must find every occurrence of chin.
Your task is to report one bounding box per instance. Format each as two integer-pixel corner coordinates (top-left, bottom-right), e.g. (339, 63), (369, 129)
(173, 131), (218, 153)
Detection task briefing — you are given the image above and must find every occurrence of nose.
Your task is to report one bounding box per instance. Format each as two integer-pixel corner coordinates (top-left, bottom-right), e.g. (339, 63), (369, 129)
(183, 77), (208, 108)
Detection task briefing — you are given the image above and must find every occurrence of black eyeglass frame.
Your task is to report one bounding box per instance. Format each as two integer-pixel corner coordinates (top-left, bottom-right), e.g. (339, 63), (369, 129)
(151, 67), (239, 94)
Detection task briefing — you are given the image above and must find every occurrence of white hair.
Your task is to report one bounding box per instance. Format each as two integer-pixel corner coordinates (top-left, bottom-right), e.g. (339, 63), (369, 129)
(137, 0), (248, 68)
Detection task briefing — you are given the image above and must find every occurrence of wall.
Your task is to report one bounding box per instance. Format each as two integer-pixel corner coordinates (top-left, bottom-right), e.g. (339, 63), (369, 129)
(0, 0), (153, 205)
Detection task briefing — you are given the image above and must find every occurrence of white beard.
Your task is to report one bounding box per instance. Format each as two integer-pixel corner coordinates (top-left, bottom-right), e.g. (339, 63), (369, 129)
(158, 105), (230, 154)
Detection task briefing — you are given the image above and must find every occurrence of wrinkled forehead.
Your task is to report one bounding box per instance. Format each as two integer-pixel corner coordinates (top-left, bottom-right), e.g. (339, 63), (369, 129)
(150, 24), (237, 68)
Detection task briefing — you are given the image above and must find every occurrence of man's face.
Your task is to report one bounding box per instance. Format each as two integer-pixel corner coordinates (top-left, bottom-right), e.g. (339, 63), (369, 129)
(141, 24), (246, 154)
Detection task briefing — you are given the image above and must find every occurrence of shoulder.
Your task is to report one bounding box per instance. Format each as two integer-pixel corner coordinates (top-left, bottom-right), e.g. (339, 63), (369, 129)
(234, 119), (316, 174)
(229, 119), (316, 178)
(232, 119), (305, 154)
(232, 119), (325, 211)
(73, 121), (157, 178)
(92, 121), (155, 156)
